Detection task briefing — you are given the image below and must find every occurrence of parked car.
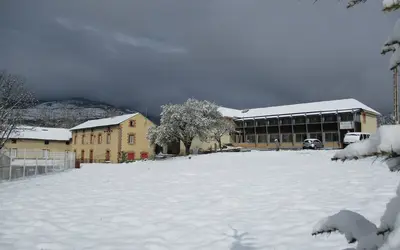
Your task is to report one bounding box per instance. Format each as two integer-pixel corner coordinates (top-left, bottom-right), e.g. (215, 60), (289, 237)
(303, 139), (324, 150)
(343, 132), (370, 148)
(220, 143), (243, 152)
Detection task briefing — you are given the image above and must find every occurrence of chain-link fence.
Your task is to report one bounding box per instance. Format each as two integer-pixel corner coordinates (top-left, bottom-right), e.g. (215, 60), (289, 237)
(0, 149), (75, 181)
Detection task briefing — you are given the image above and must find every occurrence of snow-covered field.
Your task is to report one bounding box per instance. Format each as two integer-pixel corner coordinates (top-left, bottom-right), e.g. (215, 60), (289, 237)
(0, 150), (398, 250)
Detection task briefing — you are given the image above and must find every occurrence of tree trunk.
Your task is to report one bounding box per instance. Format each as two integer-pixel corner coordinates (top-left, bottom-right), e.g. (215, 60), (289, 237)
(217, 139), (222, 150)
(184, 142), (191, 155)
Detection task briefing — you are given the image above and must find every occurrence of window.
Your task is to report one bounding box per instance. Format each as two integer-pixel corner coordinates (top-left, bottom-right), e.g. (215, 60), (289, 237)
(74, 135), (77, 144)
(11, 139), (17, 144)
(257, 134), (267, 143)
(129, 120), (136, 127)
(268, 119), (278, 126)
(256, 119), (266, 126)
(128, 134), (135, 144)
(296, 133), (307, 143)
(245, 120), (255, 127)
(245, 134), (256, 143)
(9, 148), (17, 158)
(44, 140), (49, 145)
(340, 113), (353, 122)
(42, 149), (50, 159)
(308, 116), (321, 123)
(81, 150), (85, 161)
(106, 133), (111, 144)
(90, 134), (94, 144)
(309, 133), (323, 141)
(269, 134), (279, 143)
(66, 141), (70, 145)
(282, 134), (293, 143)
(294, 116), (306, 124)
(324, 115), (337, 122)
(325, 132), (339, 142)
(81, 135), (85, 144)
(98, 134), (102, 144)
(280, 118), (292, 125)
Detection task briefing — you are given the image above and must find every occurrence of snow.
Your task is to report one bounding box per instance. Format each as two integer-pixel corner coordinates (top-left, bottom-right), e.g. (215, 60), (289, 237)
(218, 98), (380, 119)
(383, 0), (400, 10)
(333, 125), (400, 162)
(218, 107), (243, 118)
(0, 150), (398, 250)
(8, 126), (71, 141)
(70, 113), (138, 130)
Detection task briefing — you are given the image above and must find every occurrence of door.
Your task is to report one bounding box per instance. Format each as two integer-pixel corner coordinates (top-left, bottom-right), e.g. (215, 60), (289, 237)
(127, 152), (135, 160)
(89, 150), (94, 163)
(105, 150), (110, 161)
(140, 152), (148, 160)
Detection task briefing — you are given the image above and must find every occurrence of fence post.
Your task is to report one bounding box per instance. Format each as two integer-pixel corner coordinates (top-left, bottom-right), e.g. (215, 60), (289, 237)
(45, 156), (48, 174)
(8, 155), (13, 181)
(23, 149), (26, 178)
(35, 155), (38, 176)
(52, 158), (55, 172)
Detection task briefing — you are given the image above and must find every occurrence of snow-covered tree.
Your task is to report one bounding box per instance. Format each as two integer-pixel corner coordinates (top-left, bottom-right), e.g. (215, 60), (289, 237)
(310, 2), (400, 249)
(209, 118), (236, 150)
(379, 113), (397, 125)
(147, 98), (222, 155)
(0, 71), (36, 150)
(314, 126), (400, 249)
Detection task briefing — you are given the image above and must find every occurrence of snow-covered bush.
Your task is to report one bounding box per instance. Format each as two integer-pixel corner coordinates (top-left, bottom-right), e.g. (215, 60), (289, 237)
(147, 98), (223, 155)
(313, 126), (400, 250)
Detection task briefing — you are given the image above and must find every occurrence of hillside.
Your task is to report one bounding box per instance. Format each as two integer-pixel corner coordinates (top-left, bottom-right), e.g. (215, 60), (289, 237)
(21, 98), (159, 128)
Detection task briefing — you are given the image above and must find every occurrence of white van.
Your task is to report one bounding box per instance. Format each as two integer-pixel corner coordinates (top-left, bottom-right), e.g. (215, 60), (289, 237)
(343, 132), (370, 148)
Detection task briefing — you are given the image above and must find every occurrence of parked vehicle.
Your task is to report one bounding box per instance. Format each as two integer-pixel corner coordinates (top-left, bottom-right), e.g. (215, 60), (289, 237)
(220, 143), (243, 152)
(343, 132), (370, 148)
(303, 139), (324, 150)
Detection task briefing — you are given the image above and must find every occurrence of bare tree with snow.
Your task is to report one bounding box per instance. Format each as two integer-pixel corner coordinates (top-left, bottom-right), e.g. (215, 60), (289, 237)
(209, 118), (236, 150)
(147, 98), (222, 155)
(0, 71), (36, 150)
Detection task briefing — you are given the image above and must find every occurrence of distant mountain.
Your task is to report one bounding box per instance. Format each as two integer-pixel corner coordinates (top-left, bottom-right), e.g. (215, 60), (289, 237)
(20, 97), (159, 128)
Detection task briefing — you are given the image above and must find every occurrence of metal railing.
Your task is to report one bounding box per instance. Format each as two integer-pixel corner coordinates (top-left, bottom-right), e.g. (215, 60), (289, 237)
(0, 149), (76, 181)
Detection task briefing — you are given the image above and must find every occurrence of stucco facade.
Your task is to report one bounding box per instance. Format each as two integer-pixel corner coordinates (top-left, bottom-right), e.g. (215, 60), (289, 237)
(179, 133), (233, 155)
(71, 113), (155, 163)
(4, 139), (71, 159)
(361, 111), (378, 134)
(2, 126), (72, 159)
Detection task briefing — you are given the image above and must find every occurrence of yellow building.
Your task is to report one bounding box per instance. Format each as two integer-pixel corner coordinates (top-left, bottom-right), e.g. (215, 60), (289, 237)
(3, 126), (72, 158)
(70, 113), (155, 163)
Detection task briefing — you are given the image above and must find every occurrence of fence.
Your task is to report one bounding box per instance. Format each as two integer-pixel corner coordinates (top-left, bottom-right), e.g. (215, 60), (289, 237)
(0, 149), (75, 181)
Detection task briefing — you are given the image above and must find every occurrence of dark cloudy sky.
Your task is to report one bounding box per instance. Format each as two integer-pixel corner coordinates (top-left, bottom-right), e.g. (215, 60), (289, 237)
(0, 0), (397, 115)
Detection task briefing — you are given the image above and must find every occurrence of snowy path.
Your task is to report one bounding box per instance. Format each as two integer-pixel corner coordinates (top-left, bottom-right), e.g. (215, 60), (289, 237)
(0, 151), (398, 250)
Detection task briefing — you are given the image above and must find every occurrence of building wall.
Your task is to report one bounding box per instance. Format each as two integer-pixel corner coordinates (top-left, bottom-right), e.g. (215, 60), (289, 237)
(3, 139), (71, 158)
(361, 112), (378, 134)
(120, 113), (155, 160)
(179, 134), (233, 155)
(71, 124), (120, 163)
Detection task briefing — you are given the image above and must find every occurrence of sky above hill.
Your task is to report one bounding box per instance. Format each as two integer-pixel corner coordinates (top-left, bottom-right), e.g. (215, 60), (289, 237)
(0, 0), (397, 115)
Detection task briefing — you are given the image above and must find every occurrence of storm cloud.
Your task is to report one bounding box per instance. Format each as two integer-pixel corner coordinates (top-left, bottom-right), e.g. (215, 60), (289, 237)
(0, 0), (397, 115)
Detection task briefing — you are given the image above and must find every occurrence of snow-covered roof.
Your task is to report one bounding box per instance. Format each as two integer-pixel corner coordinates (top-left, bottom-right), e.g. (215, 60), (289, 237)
(70, 113), (138, 130)
(9, 126), (71, 141)
(218, 98), (380, 119)
(218, 107), (243, 118)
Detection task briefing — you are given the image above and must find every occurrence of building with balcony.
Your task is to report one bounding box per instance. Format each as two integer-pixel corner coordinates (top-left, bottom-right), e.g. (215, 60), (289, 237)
(219, 98), (380, 149)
